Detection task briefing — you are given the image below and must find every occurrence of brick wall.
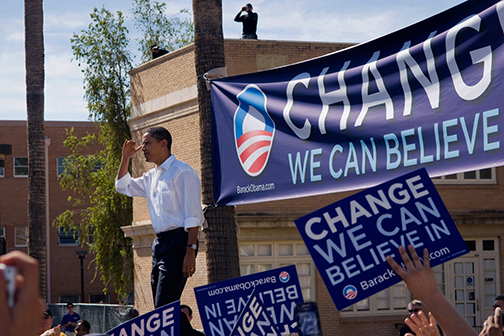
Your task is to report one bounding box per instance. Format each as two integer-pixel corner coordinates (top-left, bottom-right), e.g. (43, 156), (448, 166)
(133, 245), (154, 313)
(0, 120), (128, 304)
(224, 39), (354, 76)
(130, 45), (197, 107)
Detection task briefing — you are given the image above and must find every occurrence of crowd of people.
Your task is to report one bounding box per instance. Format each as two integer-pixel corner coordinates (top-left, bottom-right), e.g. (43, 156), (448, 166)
(1, 125), (503, 336)
(386, 246), (503, 336)
(0, 246), (502, 336)
(38, 303), (91, 336)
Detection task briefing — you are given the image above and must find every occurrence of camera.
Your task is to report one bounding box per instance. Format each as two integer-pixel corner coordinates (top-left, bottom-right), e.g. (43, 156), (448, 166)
(0, 264), (16, 307)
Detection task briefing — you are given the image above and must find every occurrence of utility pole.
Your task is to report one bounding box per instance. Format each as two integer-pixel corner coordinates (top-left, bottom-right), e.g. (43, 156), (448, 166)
(76, 250), (88, 302)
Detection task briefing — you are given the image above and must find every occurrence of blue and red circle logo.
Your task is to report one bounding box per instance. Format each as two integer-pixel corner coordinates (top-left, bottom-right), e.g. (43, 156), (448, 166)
(234, 85), (275, 177)
(279, 271), (290, 283)
(343, 285), (357, 300)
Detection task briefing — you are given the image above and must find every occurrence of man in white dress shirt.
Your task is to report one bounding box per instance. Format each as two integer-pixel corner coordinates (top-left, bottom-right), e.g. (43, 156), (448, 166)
(116, 127), (204, 308)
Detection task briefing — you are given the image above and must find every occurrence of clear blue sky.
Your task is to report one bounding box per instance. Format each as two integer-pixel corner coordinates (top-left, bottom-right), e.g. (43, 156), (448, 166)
(0, 0), (465, 121)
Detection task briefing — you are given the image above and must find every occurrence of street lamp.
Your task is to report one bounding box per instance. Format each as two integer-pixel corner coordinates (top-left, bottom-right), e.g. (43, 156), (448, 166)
(76, 250), (88, 302)
(0, 144), (12, 256)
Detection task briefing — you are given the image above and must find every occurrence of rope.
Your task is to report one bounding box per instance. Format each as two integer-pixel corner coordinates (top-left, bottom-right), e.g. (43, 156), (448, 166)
(202, 203), (218, 214)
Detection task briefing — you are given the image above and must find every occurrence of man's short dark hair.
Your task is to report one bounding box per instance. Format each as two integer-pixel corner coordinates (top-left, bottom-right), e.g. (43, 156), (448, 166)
(246, 3), (253, 9)
(127, 308), (139, 320)
(67, 302), (74, 308)
(77, 320), (91, 332)
(146, 127), (172, 151)
(181, 304), (193, 316)
(495, 295), (504, 301)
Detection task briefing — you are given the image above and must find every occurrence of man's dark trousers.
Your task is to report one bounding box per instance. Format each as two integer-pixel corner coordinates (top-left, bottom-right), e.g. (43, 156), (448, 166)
(151, 228), (198, 308)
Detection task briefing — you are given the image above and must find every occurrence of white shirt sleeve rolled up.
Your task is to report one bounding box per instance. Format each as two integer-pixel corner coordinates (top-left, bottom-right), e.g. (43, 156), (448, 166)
(115, 155), (204, 233)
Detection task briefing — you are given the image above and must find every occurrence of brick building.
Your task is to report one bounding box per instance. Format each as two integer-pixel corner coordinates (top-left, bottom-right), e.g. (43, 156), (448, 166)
(125, 39), (504, 335)
(0, 120), (128, 304)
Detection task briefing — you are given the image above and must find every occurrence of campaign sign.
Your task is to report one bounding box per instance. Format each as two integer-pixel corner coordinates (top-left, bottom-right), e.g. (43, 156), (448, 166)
(229, 289), (281, 336)
(106, 301), (180, 336)
(211, 0), (504, 206)
(194, 265), (303, 336)
(294, 168), (469, 310)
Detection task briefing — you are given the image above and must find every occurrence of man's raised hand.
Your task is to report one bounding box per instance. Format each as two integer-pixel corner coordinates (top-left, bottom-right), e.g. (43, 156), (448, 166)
(122, 140), (142, 159)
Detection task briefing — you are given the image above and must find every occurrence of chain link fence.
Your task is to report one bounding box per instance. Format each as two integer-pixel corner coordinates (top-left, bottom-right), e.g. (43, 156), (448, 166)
(48, 303), (134, 334)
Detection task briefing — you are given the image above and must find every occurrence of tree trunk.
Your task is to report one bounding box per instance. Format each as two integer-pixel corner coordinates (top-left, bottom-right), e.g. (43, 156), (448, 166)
(192, 0), (241, 283)
(25, 0), (47, 301)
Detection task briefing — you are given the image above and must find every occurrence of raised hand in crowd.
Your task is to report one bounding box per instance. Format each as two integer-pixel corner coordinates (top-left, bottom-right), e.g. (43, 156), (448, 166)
(479, 307), (503, 336)
(52, 325), (62, 336)
(405, 310), (441, 336)
(387, 245), (477, 336)
(0, 251), (44, 336)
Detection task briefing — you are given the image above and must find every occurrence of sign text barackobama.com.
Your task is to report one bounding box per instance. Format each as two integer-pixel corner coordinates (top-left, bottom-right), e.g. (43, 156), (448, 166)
(237, 182), (275, 194)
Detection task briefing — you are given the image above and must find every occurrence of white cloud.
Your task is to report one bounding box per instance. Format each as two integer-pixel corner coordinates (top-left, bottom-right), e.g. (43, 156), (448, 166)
(45, 12), (89, 31)
(0, 18), (24, 42)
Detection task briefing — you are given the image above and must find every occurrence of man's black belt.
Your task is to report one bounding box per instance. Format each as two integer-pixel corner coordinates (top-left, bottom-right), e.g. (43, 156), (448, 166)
(156, 227), (184, 238)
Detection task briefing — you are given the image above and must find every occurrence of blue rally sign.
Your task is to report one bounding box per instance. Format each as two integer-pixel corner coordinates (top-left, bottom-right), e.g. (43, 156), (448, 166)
(211, 0), (504, 205)
(106, 301), (180, 336)
(194, 265), (303, 336)
(294, 168), (469, 310)
(229, 289), (281, 336)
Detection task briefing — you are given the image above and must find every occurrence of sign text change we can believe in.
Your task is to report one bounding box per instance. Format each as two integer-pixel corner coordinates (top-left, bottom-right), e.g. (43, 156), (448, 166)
(194, 265), (303, 336)
(210, 0), (504, 206)
(294, 168), (468, 310)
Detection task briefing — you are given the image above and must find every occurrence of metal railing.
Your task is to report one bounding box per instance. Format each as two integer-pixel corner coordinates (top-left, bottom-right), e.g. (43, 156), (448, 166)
(48, 303), (134, 334)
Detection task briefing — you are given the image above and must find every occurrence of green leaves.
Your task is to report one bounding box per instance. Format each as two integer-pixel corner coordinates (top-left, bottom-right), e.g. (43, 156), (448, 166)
(59, 0), (195, 299)
(71, 7), (131, 132)
(63, 7), (134, 298)
(55, 127), (133, 297)
(132, 0), (194, 63)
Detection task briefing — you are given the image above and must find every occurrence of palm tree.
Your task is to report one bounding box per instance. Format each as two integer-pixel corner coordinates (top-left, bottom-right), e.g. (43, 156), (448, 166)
(192, 0), (240, 283)
(25, 0), (47, 301)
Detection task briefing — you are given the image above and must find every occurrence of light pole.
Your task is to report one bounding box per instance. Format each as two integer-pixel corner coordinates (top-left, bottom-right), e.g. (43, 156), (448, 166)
(0, 144), (12, 256)
(76, 250), (88, 302)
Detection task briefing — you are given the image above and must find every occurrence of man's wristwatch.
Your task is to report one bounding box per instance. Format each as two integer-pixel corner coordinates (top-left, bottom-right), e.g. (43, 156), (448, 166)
(187, 244), (197, 250)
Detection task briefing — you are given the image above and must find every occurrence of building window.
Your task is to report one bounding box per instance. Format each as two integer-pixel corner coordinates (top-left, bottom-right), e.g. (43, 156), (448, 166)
(15, 226), (28, 247)
(58, 227), (79, 245)
(0, 158), (4, 177)
(0, 226), (5, 239)
(88, 227), (95, 244)
(57, 157), (79, 177)
(239, 241), (316, 301)
(60, 295), (80, 304)
(93, 161), (105, 172)
(13, 157), (28, 177)
(57, 157), (66, 176)
(90, 294), (109, 304)
(432, 168), (495, 184)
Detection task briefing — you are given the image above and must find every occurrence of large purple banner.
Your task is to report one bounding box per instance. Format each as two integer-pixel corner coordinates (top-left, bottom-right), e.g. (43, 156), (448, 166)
(211, 0), (504, 205)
